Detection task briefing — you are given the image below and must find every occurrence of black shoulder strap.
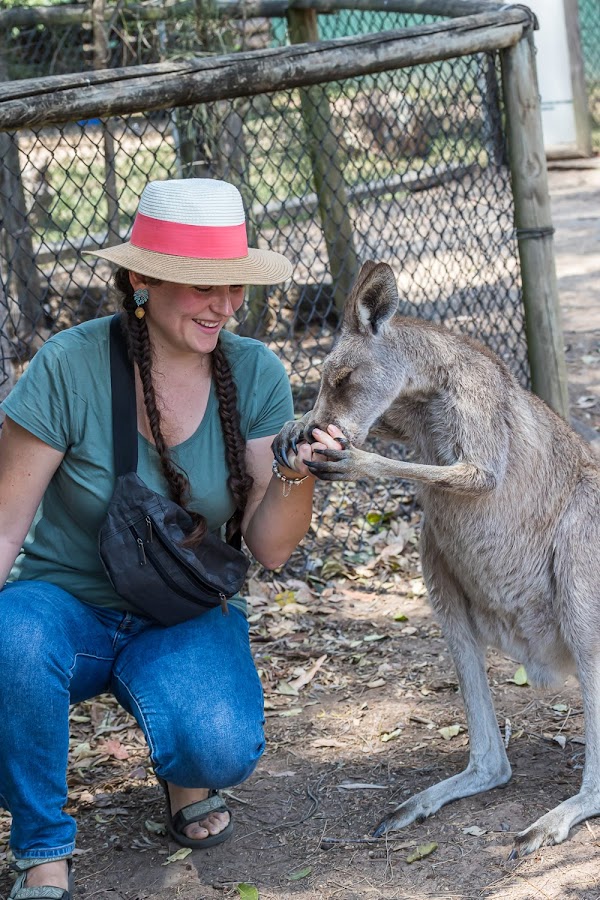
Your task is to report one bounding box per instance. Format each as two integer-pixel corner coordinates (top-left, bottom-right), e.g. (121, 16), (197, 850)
(109, 314), (138, 476)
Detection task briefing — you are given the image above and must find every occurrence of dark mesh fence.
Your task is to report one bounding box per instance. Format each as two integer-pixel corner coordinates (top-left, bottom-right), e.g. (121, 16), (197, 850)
(0, 17), (525, 568)
(579, 0), (600, 147)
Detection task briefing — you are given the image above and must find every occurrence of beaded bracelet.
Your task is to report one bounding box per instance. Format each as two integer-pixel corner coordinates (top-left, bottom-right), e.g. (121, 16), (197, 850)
(271, 459), (310, 497)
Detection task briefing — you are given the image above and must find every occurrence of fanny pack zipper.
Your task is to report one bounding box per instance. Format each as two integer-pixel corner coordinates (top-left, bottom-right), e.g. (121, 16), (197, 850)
(128, 524), (228, 614)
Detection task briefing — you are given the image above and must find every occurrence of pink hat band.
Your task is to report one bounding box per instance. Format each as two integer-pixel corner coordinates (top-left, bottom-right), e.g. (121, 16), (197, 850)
(130, 212), (249, 260)
(85, 179), (293, 285)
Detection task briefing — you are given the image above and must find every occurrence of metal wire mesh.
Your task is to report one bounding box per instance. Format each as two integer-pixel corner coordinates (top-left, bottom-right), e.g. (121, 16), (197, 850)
(579, 0), (600, 148)
(0, 22), (525, 565)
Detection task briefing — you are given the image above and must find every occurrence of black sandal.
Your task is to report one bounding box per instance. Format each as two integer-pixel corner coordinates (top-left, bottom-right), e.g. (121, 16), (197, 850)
(157, 776), (234, 849)
(9, 859), (74, 900)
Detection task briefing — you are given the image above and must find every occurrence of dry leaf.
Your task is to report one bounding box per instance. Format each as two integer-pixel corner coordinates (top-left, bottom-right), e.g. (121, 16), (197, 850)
(381, 728), (403, 743)
(462, 825), (487, 836)
(312, 737), (345, 748)
(100, 739), (130, 760)
(288, 654), (327, 691)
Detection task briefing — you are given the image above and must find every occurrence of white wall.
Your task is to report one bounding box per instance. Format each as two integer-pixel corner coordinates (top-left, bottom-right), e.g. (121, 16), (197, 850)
(526, 0), (578, 153)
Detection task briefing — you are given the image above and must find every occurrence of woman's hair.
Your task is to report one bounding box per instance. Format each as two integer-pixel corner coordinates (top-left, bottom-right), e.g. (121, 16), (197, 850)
(113, 267), (253, 546)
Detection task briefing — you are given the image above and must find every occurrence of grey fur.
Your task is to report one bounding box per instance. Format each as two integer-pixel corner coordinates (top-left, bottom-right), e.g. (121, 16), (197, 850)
(273, 261), (600, 857)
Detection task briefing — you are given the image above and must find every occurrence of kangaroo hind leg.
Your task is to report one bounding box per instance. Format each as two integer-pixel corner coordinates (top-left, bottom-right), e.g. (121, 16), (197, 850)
(375, 528), (511, 836)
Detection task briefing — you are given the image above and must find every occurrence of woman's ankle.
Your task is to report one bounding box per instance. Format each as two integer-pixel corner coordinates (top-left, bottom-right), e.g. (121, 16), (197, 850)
(22, 859), (70, 890)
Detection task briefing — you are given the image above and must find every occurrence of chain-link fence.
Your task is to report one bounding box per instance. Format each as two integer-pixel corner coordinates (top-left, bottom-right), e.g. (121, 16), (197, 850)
(579, 0), (600, 148)
(0, 6), (558, 569)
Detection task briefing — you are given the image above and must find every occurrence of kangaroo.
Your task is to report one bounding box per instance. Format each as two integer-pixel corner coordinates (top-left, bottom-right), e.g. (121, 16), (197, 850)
(272, 261), (600, 857)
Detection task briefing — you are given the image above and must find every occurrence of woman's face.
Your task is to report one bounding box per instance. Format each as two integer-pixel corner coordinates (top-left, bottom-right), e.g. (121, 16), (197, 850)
(129, 274), (245, 356)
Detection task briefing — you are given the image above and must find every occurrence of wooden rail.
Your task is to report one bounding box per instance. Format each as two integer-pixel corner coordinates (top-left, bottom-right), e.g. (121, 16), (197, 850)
(0, 7), (532, 131)
(0, 0), (518, 29)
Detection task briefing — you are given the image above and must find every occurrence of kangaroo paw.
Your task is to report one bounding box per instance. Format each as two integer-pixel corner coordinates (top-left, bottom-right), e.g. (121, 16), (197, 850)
(510, 790), (600, 858)
(373, 763), (511, 838)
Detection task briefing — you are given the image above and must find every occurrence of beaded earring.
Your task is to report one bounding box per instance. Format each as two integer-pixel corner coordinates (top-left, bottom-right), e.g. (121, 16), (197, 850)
(133, 287), (149, 319)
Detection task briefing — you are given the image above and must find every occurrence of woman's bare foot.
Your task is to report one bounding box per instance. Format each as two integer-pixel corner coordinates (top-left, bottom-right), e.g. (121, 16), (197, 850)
(23, 859), (69, 891)
(166, 783), (230, 841)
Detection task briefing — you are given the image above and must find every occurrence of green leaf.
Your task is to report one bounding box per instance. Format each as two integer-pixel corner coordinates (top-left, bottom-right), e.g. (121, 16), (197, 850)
(406, 842), (438, 863)
(288, 866), (312, 881)
(162, 847), (192, 865)
(438, 725), (461, 740)
(237, 884), (259, 900)
(512, 665), (529, 686)
(393, 612), (409, 621)
(144, 819), (166, 835)
(366, 512), (383, 526)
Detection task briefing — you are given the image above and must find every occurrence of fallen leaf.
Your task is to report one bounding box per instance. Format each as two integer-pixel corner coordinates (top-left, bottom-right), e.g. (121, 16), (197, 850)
(237, 884), (259, 900)
(438, 725), (461, 740)
(511, 665), (529, 686)
(288, 866), (312, 881)
(288, 654), (327, 691)
(263, 768), (296, 777)
(543, 732), (567, 749)
(364, 633), (387, 642)
(401, 626), (418, 636)
(145, 819), (166, 835)
(100, 739), (130, 760)
(337, 782), (387, 790)
(162, 847), (192, 865)
(462, 825), (487, 836)
(366, 678), (386, 688)
(552, 703), (569, 713)
(406, 842), (438, 863)
(276, 681), (299, 696)
(393, 612), (409, 621)
(381, 728), (403, 743)
(312, 737), (345, 748)
(279, 708), (303, 717)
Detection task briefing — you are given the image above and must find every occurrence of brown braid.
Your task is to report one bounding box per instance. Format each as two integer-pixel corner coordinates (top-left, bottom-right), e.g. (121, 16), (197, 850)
(113, 267), (253, 546)
(212, 341), (254, 540)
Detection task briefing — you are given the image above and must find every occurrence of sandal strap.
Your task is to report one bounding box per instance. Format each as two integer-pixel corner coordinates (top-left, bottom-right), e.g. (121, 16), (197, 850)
(9, 874), (70, 900)
(172, 792), (228, 832)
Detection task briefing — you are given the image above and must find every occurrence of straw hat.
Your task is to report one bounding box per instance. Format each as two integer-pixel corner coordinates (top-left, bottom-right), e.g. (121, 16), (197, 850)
(86, 178), (292, 285)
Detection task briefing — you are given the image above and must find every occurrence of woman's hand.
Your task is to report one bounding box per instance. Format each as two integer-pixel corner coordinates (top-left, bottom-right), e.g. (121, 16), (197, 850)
(285, 424), (347, 477)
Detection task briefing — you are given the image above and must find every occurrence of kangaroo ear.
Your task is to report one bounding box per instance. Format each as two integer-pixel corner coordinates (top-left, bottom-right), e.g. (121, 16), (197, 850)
(345, 262), (399, 335)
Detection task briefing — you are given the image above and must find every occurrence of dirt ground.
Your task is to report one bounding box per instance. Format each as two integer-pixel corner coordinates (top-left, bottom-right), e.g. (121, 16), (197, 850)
(1, 160), (600, 900)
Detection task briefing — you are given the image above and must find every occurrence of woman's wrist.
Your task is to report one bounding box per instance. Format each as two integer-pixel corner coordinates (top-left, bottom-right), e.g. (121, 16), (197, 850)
(271, 459), (314, 496)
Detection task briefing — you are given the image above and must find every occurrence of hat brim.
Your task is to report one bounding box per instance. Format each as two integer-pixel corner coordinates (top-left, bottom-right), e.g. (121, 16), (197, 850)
(84, 242), (292, 286)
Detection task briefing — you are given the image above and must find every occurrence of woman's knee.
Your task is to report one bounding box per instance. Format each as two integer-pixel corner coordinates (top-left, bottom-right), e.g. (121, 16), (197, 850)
(154, 704), (265, 788)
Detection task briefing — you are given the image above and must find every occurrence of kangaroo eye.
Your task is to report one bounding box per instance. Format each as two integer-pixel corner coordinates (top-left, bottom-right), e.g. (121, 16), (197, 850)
(332, 368), (353, 387)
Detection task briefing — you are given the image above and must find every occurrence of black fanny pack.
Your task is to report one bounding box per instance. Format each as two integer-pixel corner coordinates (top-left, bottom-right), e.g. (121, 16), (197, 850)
(98, 315), (250, 626)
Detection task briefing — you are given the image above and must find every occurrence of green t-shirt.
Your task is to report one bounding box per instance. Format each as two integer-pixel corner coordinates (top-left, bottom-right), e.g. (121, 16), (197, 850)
(0, 316), (293, 614)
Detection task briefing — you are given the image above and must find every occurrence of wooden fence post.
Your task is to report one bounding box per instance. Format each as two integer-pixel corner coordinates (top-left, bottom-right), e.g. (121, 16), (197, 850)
(0, 30), (44, 335)
(287, 7), (360, 313)
(500, 31), (569, 419)
(92, 0), (120, 245)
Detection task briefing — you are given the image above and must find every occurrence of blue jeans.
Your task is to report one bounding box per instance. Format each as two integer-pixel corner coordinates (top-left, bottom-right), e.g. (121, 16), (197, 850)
(0, 581), (265, 861)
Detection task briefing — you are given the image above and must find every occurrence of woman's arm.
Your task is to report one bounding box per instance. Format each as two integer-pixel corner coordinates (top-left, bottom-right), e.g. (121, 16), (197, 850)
(0, 417), (65, 587)
(241, 426), (341, 569)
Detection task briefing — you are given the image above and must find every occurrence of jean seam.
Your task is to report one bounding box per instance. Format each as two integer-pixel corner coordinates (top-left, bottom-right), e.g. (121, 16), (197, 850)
(67, 652), (115, 680)
(112, 672), (157, 760)
(14, 843), (75, 861)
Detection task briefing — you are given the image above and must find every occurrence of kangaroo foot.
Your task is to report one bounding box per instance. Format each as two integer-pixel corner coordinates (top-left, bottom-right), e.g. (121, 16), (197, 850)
(510, 789), (600, 858)
(374, 763), (511, 836)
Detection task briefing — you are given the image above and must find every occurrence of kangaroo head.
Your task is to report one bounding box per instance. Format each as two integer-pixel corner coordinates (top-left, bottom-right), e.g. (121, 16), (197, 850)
(312, 261), (404, 445)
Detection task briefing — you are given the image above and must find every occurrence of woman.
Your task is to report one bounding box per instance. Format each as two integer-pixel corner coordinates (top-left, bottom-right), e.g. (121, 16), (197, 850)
(0, 178), (342, 899)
